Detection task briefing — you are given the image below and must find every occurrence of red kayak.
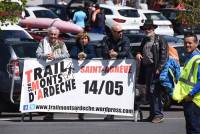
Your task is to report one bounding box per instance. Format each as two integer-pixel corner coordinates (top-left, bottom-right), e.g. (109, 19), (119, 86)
(19, 18), (83, 33)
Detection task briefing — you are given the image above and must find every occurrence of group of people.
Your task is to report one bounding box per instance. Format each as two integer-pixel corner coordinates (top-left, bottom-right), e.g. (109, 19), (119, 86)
(72, 3), (106, 34)
(36, 18), (200, 133)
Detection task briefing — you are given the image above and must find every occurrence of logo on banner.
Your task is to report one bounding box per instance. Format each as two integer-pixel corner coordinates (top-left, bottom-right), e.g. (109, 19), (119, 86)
(24, 60), (76, 103)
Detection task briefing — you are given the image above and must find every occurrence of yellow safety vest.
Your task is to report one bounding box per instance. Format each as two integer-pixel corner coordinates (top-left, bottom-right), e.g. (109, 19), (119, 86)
(173, 55), (200, 108)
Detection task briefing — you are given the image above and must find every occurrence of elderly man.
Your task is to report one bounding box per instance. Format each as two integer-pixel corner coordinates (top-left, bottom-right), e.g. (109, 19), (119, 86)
(36, 26), (69, 120)
(36, 26), (69, 61)
(136, 19), (168, 123)
(102, 24), (133, 120)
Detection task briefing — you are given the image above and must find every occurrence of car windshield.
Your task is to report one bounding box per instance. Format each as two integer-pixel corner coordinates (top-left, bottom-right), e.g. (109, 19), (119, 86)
(118, 9), (140, 18)
(0, 30), (30, 40)
(12, 42), (38, 58)
(33, 10), (58, 18)
(144, 13), (167, 20)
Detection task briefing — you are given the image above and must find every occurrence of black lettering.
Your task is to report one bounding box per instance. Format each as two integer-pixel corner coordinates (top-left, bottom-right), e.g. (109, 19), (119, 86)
(58, 74), (63, 83)
(49, 86), (55, 96)
(34, 67), (42, 80)
(46, 76), (52, 86)
(43, 87), (49, 98)
(60, 82), (65, 93)
(71, 79), (76, 89)
(54, 62), (58, 74)
(44, 65), (53, 77)
(29, 92), (34, 102)
(52, 75), (57, 84)
(55, 84), (60, 94)
(65, 80), (71, 91)
(60, 61), (67, 72)
(40, 78), (46, 88)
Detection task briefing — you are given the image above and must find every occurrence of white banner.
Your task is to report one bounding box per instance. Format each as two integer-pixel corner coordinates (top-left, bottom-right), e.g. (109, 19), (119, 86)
(20, 59), (136, 116)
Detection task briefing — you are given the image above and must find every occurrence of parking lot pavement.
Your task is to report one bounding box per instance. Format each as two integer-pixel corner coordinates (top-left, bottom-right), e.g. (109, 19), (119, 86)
(0, 105), (184, 121)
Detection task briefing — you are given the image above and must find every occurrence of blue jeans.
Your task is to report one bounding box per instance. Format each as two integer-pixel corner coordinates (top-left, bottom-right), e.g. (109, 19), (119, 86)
(145, 65), (163, 118)
(183, 101), (200, 134)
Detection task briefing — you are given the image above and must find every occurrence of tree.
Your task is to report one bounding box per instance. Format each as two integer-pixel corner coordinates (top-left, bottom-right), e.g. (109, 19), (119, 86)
(176, 0), (200, 33)
(0, 0), (27, 25)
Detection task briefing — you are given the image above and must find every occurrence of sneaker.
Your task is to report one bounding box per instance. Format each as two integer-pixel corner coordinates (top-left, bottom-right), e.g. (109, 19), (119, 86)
(78, 113), (84, 121)
(151, 116), (164, 123)
(104, 115), (114, 121)
(43, 113), (53, 121)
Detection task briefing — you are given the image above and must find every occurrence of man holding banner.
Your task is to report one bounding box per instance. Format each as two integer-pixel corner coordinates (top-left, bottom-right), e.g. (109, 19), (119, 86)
(102, 24), (133, 120)
(20, 25), (136, 121)
(36, 26), (70, 120)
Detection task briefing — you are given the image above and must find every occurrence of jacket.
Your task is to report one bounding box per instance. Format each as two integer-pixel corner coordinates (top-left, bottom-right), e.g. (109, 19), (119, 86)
(70, 43), (96, 59)
(102, 35), (133, 59)
(159, 57), (181, 95)
(36, 37), (70, 60)
(137, 35), (168, 71)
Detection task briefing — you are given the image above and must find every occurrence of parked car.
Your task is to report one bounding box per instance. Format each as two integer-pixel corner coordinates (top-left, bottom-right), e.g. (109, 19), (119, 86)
(0, 38), (39, 112)
(160, 8), (200, 35)
(99, 4), (144, 33)
(39, 4), (70, 21)
(138, 9), (174, 36)
(0, 24), (33, 40)
(24, 6), (59, 19)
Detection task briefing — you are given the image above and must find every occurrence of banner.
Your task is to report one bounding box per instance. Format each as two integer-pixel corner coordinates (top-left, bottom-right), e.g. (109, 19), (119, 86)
(20, 59), (136, 116)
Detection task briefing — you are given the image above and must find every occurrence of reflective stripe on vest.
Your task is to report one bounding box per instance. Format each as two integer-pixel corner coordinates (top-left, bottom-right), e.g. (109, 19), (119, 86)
(173, 55), (200, 107)
(179, 58), (200, 87)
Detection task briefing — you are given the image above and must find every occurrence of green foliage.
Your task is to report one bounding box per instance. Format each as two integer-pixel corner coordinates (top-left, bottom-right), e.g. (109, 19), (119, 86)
(0, 0), (27, 26)
(176, 0), (200, 32)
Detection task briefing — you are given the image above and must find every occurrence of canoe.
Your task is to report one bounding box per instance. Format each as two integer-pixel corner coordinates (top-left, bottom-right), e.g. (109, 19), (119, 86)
(19, 18), (83, 33)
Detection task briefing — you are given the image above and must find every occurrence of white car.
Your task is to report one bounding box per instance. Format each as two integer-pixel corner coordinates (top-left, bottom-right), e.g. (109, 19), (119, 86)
(24, 6), (59, 19)
(99, 4), (144, 32)
(0, 24), (33, 40)
(138, 9), (174, 36)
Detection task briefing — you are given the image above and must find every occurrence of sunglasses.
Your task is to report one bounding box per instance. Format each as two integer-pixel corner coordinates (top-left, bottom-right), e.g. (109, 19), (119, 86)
(113, 30), (123, 34)
(143, 26), (154, 30)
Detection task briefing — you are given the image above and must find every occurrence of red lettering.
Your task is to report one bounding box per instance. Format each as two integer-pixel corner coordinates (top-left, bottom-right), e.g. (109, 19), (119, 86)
(37, 89), (43, 100)
(25, 70), (33, 82)
(31, 80), (39, 91)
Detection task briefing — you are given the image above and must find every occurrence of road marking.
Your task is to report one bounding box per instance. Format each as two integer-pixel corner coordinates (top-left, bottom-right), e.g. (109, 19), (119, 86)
(0, 117), (185, 121)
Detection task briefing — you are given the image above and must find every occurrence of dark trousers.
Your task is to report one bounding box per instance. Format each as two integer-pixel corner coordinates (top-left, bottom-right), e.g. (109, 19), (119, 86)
(144, 65), (163, 118)
(183, 101), (200, 134)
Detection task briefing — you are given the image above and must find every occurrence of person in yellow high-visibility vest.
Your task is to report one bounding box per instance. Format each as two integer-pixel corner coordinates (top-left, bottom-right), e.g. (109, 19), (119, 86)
(173, 33), (200, 134)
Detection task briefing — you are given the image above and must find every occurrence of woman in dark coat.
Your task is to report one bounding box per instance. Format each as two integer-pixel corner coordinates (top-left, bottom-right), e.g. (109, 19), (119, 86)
(70, 32), (96, 60)
(70, 32), (96, 120)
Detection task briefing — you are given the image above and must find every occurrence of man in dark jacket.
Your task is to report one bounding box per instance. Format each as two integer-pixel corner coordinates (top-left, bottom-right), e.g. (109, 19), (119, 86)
(136, 19), (168, 123)
(102, 24), (133, 120)
(102, 24), (133, 59)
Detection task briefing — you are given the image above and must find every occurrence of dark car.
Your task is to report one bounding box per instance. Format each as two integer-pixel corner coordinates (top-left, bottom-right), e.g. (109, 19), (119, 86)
(160, 8), (200, 35)
(40, 0), (97, 21)
(0, 38), (39, 112)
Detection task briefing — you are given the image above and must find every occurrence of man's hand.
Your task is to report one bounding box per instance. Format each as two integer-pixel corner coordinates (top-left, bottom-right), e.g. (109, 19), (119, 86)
(184, 95), (193, 102)
(78, 52), (87, 60)
(136, 53), (143, 61)
(109, 49), (118, 59)
(47, 53), (55, 60)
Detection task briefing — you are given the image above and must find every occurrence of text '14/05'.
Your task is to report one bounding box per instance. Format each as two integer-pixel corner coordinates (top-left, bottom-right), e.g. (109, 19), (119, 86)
(83, 80), (123, 96)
